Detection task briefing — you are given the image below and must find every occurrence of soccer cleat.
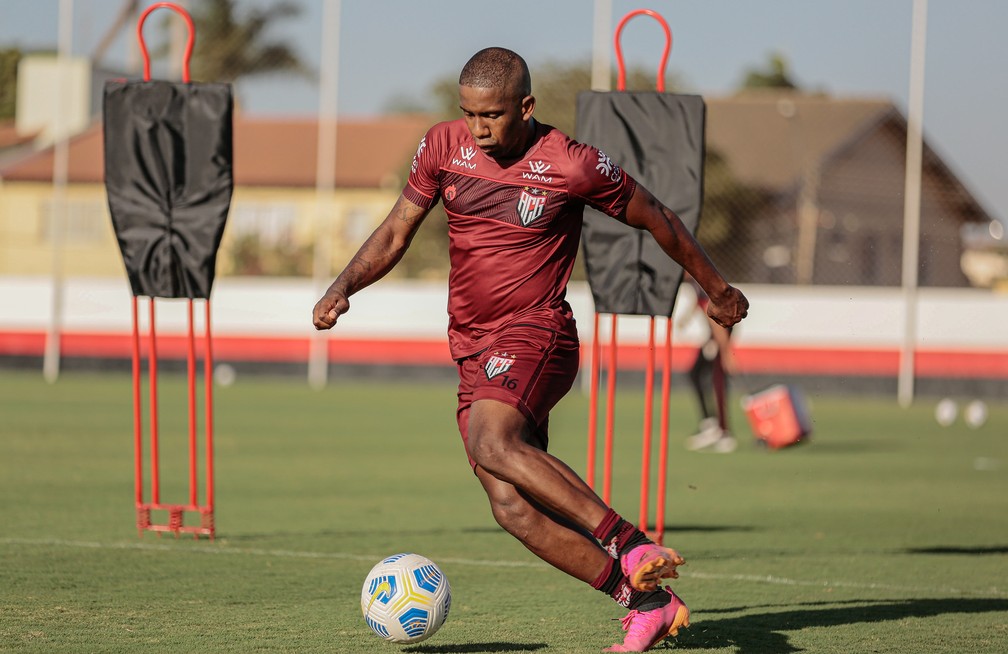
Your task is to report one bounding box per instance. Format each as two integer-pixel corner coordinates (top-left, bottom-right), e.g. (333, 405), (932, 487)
(604, 588), (690, 652)
(620, 544), (685, 592)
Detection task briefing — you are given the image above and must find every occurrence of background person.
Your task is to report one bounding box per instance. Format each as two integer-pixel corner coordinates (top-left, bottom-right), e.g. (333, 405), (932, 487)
(681, 273), (738, 453)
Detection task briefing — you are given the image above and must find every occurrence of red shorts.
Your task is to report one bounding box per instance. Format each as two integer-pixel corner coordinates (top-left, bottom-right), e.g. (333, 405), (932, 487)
(456, 324), (580, 468)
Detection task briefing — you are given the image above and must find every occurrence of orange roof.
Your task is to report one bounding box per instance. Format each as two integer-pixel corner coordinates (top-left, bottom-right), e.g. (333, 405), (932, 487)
(0, 114), (433, 188)
(235, 115), (431, 187)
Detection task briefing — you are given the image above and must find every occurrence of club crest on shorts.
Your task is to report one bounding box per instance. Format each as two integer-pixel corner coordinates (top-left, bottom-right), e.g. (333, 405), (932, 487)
(516, 187), (547, 226)
(484, 351), (516, 379)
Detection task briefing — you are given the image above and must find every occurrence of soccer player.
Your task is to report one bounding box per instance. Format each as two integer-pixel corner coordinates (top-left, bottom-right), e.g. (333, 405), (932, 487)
(313, 47), (749, 652)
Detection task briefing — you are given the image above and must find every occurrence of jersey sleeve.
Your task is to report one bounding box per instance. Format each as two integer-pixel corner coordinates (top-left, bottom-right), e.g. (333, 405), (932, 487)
(565, 141), (637, 218)
(403, 123), (445, 209)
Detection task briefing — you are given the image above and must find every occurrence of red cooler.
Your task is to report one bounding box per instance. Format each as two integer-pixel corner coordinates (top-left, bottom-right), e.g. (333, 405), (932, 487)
(742, 384), (812, 449)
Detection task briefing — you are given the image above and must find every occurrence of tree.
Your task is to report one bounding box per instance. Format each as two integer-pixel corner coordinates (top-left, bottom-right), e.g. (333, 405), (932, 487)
(0, 48), (20, 120)
(153, 0), (311, 84)
(740, 52), (798, 90)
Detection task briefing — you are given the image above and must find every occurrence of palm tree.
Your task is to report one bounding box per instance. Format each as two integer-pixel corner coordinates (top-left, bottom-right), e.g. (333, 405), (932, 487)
(153, 0), (311, 84)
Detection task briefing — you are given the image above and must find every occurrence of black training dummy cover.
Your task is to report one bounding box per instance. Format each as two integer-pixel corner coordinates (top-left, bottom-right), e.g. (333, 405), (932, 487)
(576, 91), (705, 316)
(104, 79), (233, 299)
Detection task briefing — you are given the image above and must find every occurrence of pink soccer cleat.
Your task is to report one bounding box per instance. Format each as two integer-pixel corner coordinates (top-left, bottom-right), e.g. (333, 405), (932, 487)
(604, 588), (690, 652)
(620, 544), (685, 592)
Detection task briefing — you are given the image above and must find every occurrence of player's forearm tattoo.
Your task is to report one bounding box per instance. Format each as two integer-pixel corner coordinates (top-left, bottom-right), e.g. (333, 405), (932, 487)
(330, 196), (425, 297)
(395, 200), (424, 226)
(337, 237), (388, 294)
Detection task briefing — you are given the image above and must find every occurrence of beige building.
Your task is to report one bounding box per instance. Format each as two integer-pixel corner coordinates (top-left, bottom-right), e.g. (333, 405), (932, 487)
(0, 90), (1000, 288)
(0, 113), (431, 279)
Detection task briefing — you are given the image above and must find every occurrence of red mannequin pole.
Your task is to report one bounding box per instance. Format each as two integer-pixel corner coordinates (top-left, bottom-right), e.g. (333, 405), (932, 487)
(204, 300), (215, 536)
(132, 297), (143, 527)
(655, 317), (675, 544)
(187, 300), (198, 508)
(148, 299), (160, 506)
(603, 314), (618, 505)
(639, 317), (656, 533)
(587, 312), (601, 489)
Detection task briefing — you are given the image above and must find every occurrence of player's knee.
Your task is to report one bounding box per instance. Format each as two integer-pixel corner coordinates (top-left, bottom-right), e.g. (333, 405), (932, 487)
(468, 435), (506, 475)
(488, 490), (535, 539)
(467, 427), (519, 476)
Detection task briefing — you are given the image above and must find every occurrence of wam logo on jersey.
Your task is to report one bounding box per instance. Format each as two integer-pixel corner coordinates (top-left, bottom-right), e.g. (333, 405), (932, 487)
(452, 146), (477, 170)
(484, 352), (516, 380)
(521, 160), (553, 183)
(516, 187), (548, 226)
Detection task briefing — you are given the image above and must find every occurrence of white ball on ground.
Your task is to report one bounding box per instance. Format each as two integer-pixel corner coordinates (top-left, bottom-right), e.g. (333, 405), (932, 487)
(964, 400), (988, 429)
(214, 363), (236, 387)
(935, 398), (957, 426)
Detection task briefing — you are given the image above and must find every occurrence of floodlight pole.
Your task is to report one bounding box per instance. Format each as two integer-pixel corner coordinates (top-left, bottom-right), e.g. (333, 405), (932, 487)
(43, 0), (75, 384)
(898, 0), (928, 408)
(591, 0), (613, 91)
(308, 0), (342, 390)
(583, 0), (612, 398)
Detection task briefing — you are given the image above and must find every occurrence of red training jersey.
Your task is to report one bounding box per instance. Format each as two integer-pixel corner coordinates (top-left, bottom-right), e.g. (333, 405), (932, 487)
(403, 119), (637, 360)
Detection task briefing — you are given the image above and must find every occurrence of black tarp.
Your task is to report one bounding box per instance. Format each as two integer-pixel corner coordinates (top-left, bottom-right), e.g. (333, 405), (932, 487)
(576, 91), (706, 316)
(104, 79), (233, 299)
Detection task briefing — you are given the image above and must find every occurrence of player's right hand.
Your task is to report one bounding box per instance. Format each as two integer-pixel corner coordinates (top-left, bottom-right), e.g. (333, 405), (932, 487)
(312, 292), (349, 330)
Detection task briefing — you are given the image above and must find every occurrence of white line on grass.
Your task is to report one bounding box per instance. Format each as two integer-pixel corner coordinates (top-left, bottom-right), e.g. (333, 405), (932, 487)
(3, 537), (1006, 599)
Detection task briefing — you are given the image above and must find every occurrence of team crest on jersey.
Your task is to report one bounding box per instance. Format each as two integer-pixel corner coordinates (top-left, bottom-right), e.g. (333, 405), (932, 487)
(484, 352), (517, 379)
(517, 187), (548, 226)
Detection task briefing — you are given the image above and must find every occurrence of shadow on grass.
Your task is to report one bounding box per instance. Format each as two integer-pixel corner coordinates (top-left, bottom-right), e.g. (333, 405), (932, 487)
(662, 525), (758, 534)
(405, 642), (546, 653)
(221, 524), (758, 543)
(668, 597), (1008, 653)
(797, 439), (903, 453)
(902, 545), (1008, 555)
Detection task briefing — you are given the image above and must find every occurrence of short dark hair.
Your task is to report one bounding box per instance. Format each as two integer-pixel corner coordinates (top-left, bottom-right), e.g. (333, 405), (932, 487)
(458, 47), (531, 98)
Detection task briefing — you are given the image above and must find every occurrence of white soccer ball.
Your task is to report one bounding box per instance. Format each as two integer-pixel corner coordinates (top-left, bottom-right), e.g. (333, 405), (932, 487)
(964, 400), (988, 429)
(935, 398), (958, 426)
(361, 553), (451, 644)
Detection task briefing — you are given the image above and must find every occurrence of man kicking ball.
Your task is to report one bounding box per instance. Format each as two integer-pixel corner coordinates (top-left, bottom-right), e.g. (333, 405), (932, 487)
(313, 47), (749, 651)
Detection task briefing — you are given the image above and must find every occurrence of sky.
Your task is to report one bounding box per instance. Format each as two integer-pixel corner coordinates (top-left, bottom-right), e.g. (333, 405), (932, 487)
(2, 0), (1006, 227)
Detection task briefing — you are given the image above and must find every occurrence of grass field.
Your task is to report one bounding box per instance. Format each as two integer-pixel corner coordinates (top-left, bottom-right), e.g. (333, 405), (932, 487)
(1, 368), (1006, 653)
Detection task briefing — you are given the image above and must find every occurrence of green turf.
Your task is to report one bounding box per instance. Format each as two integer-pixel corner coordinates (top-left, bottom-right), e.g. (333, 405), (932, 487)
(1, 369), (1006, 653)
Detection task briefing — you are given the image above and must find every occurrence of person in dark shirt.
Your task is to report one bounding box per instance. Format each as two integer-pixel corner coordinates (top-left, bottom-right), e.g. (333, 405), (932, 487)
(314, 47), (748, 652)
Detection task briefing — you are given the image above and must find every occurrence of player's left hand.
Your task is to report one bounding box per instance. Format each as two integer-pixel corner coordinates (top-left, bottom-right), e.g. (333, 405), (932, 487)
(707, 285), (749, 328)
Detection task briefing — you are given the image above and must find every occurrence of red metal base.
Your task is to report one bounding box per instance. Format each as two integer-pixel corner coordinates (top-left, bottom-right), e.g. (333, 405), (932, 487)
(137, 504), (215, 539)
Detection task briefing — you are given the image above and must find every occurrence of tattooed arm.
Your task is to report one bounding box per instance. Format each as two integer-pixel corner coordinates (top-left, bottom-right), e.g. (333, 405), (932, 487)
(313, 195), (430, 330)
